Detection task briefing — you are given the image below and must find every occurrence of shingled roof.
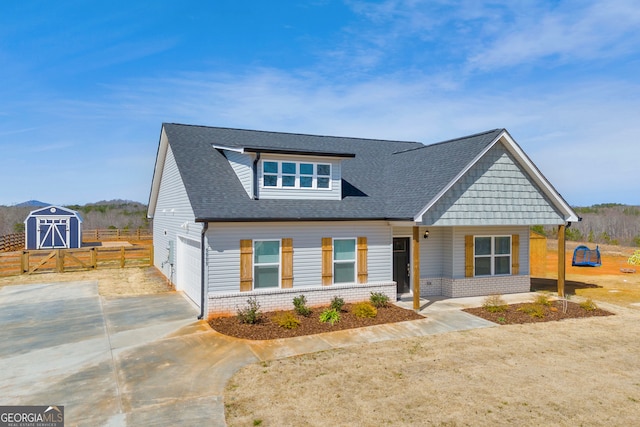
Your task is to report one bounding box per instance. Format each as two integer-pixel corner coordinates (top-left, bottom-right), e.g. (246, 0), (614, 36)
(153, 123), (507, 221)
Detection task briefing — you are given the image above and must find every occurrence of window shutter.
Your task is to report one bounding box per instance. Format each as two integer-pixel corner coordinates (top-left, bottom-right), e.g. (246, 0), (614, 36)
(281, 238), (293, 288)
(321, 237), (333, 285)
(511, 234), (520, 275)
(240, 239), (253, 292)
(357, 236), (368, 284)
(465, 235), (474, 277)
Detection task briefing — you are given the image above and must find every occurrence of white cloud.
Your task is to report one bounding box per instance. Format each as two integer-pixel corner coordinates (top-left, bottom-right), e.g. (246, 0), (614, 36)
(468, 0), (640, 70)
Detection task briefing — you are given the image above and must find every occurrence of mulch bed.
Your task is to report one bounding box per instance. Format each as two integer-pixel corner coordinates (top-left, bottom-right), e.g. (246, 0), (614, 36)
(208, 303), (424, 340)
(464, 300), (614, 325)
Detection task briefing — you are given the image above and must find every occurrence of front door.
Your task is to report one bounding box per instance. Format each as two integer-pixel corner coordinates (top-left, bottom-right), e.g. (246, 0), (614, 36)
(393, 237), (410, 295)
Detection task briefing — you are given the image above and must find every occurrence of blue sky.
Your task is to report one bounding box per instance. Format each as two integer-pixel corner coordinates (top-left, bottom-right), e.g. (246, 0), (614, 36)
(1, 0), (639, 207)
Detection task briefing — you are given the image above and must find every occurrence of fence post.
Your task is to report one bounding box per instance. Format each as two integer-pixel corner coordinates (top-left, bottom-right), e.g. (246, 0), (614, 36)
(91, 247), (97, 269)
(21, 251), (29, 274)
(120, 246), (125, 268)
(149, 244), (154, 266)
(56, 249), (64, 273)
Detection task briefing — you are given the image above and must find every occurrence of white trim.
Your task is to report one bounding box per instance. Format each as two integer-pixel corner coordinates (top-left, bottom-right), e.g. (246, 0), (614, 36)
(414, 130), (579, 223)
(253, 239), (282, 290)
(332, 237), (357, 284)
(148, 127), (169, 219)
(212, 144), (245, 153)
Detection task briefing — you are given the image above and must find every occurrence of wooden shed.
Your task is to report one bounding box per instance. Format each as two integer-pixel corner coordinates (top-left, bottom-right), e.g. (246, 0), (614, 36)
(529, 230), (548, 277)
(24, 206), (83, 250)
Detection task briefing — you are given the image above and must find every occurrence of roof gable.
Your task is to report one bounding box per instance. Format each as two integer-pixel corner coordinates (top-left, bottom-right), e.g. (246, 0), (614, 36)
(148, 123), (578, 223)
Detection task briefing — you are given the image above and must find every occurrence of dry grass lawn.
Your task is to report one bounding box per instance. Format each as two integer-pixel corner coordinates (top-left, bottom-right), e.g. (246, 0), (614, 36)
(225, 303), (640, 426)
(225, 242), (640, 426)
(0, 267), (173, 296)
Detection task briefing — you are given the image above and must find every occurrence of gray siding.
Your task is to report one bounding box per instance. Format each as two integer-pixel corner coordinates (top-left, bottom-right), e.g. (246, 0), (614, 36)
(206, 221), (392, 295)
(420, 227), (446, 278)
(152, 144), (202, 281)
(422, 143), (565, 226)
(223, 150), (254, 197)
(257, 155), (342, 200)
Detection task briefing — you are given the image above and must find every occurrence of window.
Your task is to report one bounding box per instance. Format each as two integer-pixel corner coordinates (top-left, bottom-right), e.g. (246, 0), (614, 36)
(261, 160), (331, 189)
(263, 161), (278, 187)
(254, 240), (280, 288)
(474, 236), (511, 276)
(282, 162), (296, 187)
(333, 238), (356, 283)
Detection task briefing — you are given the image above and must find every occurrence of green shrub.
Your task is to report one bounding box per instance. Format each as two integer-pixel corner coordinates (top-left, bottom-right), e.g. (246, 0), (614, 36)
(293, 295), (312, 317)
(319, 308), (340, 325)
(517, 303), (545, 318)
(273, 312), (301, 329)
(237, 297), (262, 324)
(370, 292), (390, 308)
(352, 301), (377, 318)
(330, 296), (345, 312)
(482, 294), (508, 313)
(533, 294), (552, 306)
(628, 250), (640, 266)
(580, 298), (598, 311)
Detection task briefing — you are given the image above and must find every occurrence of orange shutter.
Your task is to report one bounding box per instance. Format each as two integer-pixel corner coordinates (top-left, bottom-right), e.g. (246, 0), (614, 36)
(321, 237), (333, 285)
(511, 234), (520, 275)
(240, 239), (253, 292)
(465, 235), (474, 277)
(357, 236), (368, 283)
(281, 238), (293, 288)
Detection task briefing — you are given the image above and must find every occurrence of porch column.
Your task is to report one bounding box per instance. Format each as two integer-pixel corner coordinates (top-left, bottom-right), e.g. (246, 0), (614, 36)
(558, 224), (566, 297)
(412, 226), (421, 311)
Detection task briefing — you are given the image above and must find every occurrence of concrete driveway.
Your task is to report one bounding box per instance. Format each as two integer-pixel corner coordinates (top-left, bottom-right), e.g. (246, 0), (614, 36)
(0, 281), (259, 426)
(0, 280), (512, 426)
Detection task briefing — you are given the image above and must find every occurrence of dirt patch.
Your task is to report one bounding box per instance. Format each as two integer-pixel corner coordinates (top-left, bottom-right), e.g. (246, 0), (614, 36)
(464, 300), (613, 324)
(534, 240), (640, 308)
(0, 267), (173, 296)
(209, 303), (424, 340)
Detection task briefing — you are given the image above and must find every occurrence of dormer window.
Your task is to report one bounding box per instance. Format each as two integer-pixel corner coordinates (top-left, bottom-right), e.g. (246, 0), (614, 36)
(262, 160), (332, 190)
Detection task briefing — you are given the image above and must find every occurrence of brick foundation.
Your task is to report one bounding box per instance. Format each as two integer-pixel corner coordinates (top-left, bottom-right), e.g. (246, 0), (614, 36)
(207, 281), (397, 318)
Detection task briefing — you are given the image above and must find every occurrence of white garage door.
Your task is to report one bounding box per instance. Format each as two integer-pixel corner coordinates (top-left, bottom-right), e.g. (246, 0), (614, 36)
(177, 236), (201, 309)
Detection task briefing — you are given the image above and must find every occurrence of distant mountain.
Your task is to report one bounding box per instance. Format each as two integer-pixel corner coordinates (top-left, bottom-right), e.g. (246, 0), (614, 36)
(13, 200), (50, 208)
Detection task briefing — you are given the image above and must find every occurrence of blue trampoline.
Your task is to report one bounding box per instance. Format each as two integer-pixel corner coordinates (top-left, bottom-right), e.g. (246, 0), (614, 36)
(572, 245), (601, 267)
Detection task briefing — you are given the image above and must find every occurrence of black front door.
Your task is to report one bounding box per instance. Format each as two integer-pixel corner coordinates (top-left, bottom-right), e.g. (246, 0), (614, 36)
(393, 237), (410, 294)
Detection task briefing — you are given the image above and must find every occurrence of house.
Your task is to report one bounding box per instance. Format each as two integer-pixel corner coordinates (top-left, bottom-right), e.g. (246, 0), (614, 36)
(24, 205), (83, 250)
(147, 123), (579, 318)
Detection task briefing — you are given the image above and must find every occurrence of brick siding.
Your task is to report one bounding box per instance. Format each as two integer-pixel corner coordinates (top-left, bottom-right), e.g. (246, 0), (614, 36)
(207, 281), (396, 318)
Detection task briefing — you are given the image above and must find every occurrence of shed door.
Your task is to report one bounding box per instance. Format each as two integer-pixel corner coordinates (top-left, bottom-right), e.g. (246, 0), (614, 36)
(37, 217), (69, 249)
(176, 236), (201, 309)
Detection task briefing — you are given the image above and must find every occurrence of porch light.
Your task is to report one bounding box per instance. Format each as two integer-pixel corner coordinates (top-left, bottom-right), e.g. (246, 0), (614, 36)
(423, 230), (429, 239)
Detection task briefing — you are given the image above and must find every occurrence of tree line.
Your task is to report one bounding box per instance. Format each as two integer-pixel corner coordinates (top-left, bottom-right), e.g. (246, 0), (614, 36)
(0, 200), (149, 236)
(2, 201), (639, 247)
(533, 204), (640, 247)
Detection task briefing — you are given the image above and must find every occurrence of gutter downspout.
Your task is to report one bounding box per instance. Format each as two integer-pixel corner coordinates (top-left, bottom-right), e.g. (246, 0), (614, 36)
(252, 153), (261, 200)
(197, 222), (209, 320)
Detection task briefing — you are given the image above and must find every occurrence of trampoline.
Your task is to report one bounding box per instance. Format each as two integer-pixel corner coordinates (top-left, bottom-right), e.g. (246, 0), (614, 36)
(572, 245), (602, 267)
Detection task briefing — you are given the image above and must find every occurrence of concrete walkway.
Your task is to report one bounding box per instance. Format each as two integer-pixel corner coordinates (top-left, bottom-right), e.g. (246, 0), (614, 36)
(0, 281), (538, 426)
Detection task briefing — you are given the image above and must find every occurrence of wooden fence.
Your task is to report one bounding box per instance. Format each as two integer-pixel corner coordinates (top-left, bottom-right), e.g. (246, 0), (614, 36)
(81, 229), (153, 242)
(0, 245), (154, 277)
(0, 229), (152, 252)
(0, 233), (24, 252)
